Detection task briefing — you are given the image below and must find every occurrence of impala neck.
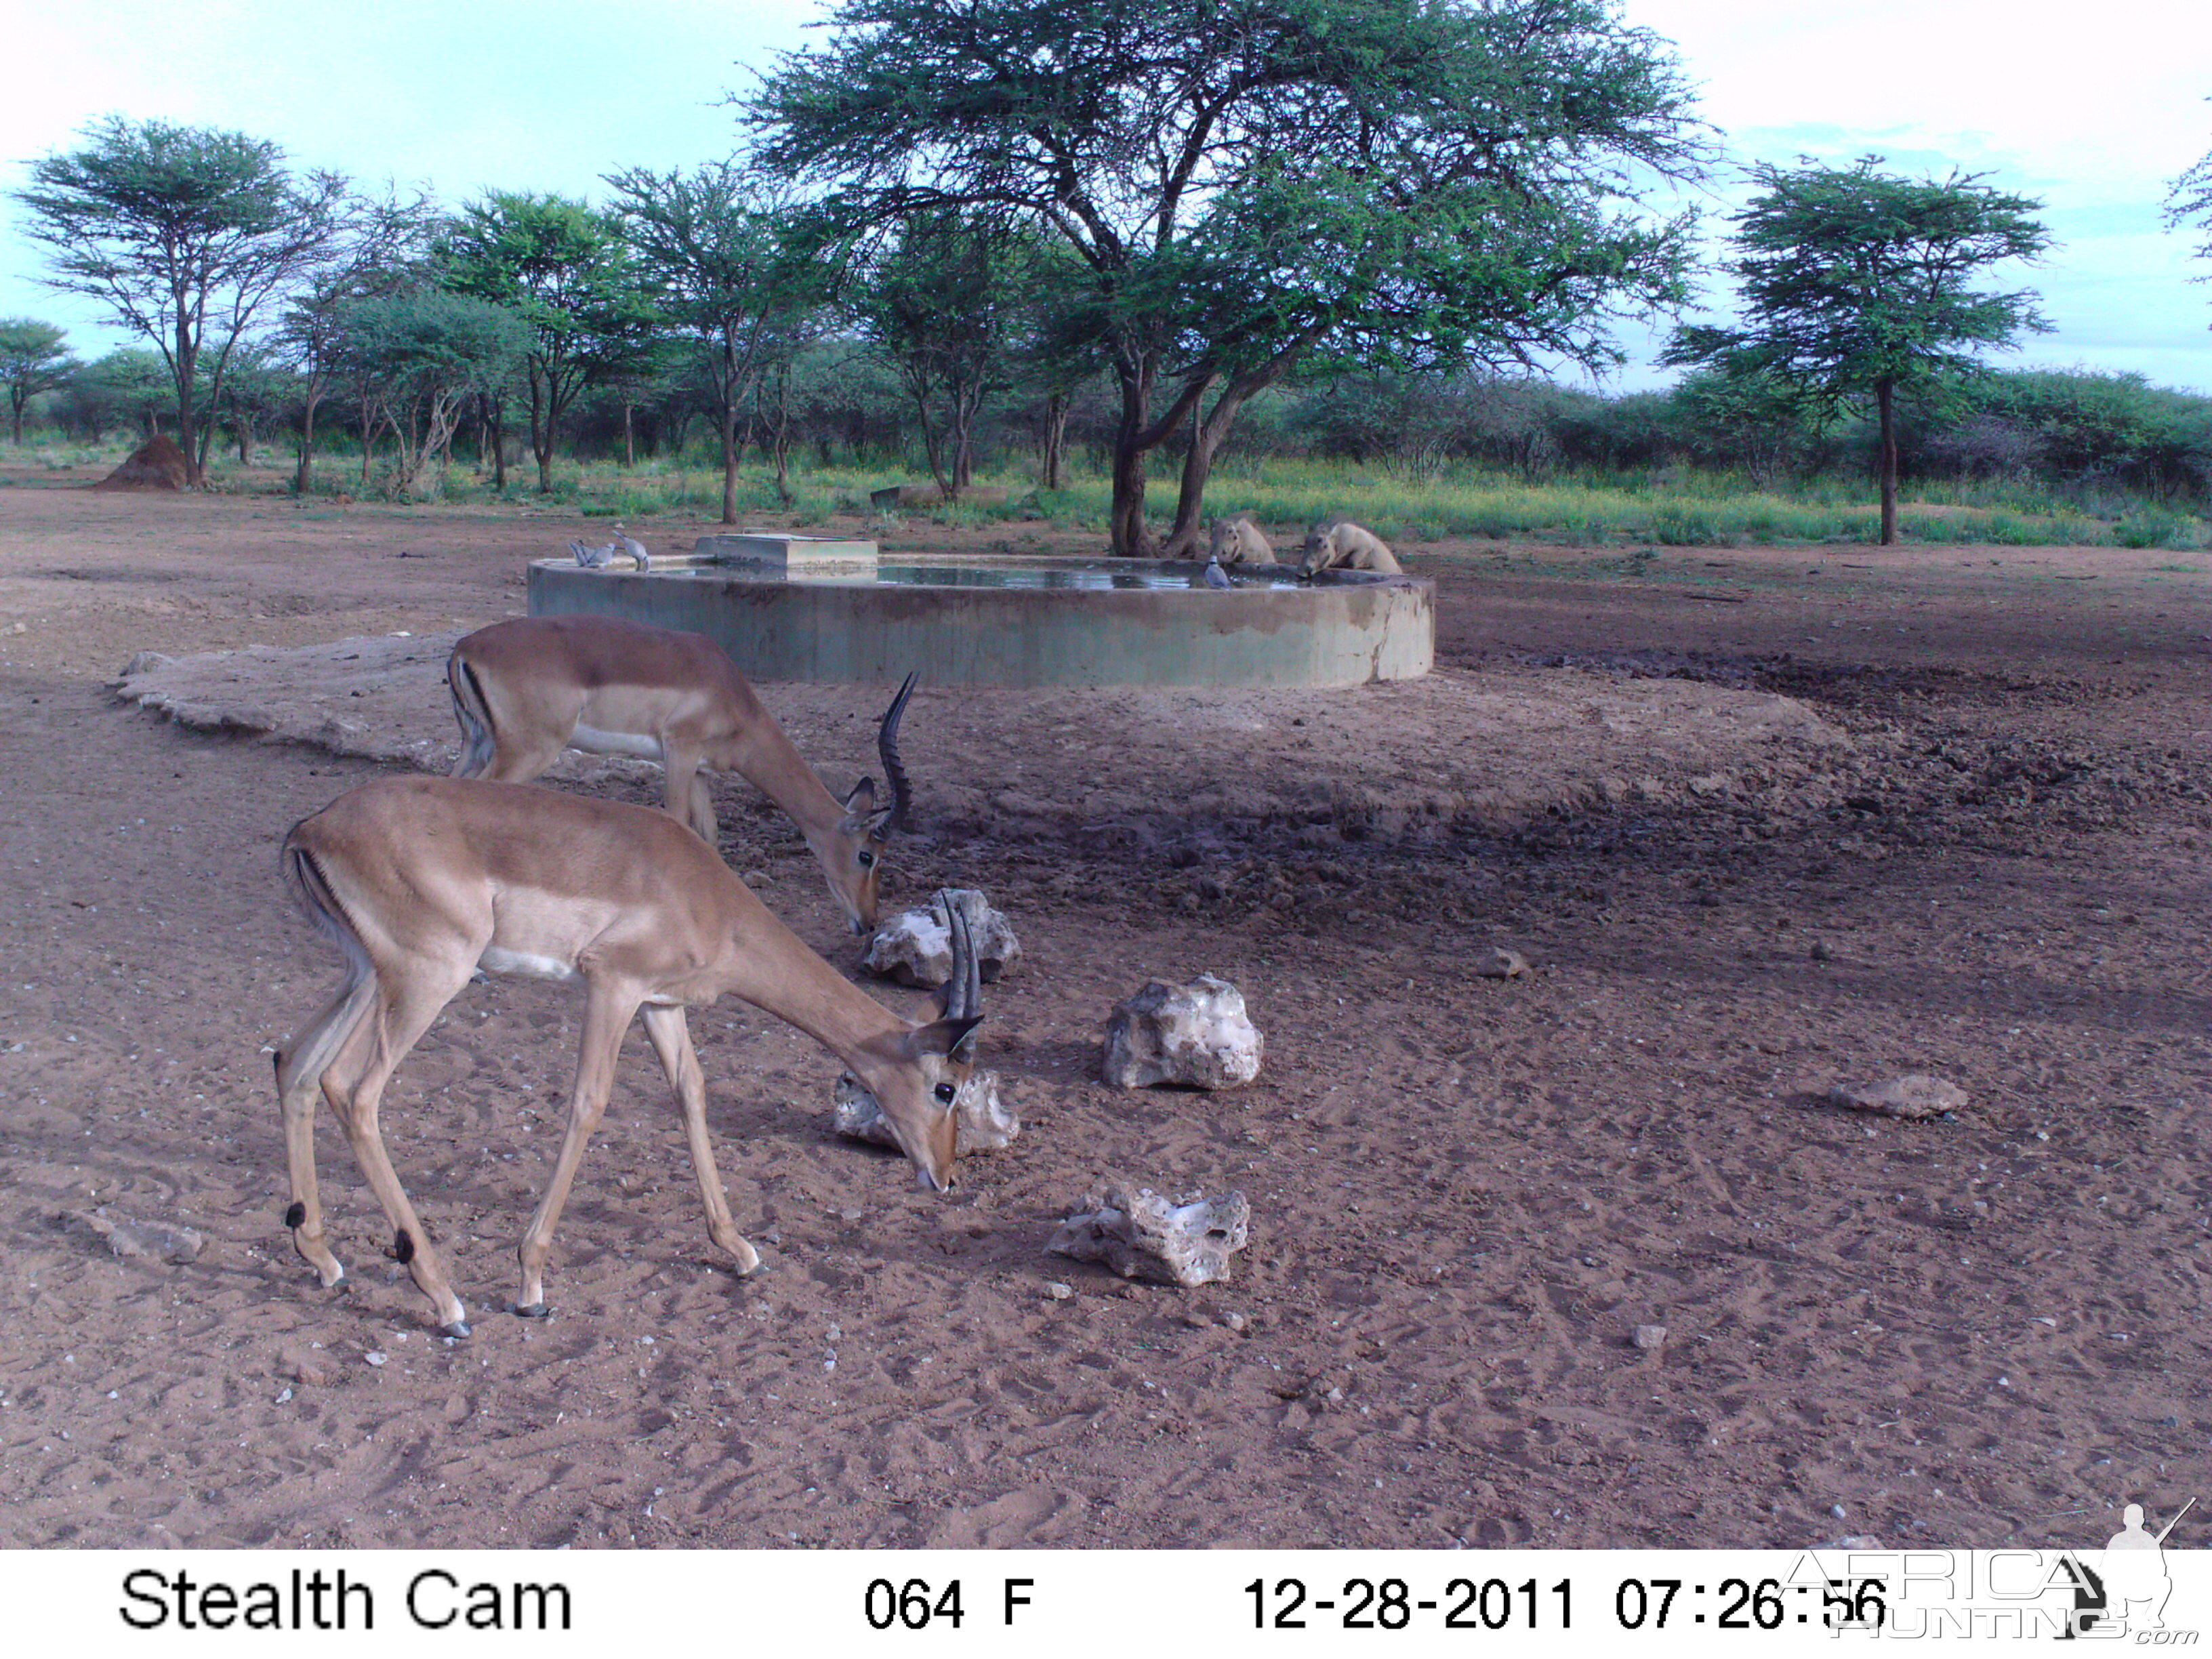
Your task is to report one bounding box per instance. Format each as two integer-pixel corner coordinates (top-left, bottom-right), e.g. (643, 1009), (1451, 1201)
(719, 904), (907, 1075)
(719, 715), (851, 841)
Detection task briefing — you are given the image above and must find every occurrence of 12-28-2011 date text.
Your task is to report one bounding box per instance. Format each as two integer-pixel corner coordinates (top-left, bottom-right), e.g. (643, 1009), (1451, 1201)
(1246, 1576), (1572, 1631)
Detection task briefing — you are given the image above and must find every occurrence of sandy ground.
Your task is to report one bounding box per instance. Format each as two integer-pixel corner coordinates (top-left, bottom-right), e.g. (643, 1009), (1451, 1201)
(1, 468), (2209, 1551)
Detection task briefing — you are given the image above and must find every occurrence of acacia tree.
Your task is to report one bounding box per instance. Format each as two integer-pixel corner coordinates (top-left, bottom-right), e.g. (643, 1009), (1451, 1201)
(854, 210), (1041, 496)
(13, 117), (348, 483)
(438, 192), (655, 492)
(335, 290), (529, 497)
(274, 185), (437, 493)
(750, 0), (1708, 553)
(0, 319), (79, 443)
(1664, 157), (2051, 545)
(602, 164), (818, 521)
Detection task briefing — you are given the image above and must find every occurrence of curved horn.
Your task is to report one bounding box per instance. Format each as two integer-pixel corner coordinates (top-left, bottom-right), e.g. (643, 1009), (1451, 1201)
(935, 890), (984, 1063)
(878, 672), (918, 831)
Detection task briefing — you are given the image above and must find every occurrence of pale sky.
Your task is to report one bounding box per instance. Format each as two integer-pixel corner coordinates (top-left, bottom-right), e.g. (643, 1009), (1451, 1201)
(3, 0), (2207, 395)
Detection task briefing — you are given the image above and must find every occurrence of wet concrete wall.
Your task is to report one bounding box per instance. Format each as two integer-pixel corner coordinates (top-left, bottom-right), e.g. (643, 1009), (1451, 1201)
(527, 557), (1433, 687)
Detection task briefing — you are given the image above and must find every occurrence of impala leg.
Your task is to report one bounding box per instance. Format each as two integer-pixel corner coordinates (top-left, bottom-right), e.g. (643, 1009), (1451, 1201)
(480, 733), (567, 787)
(274, 963), (380, 1290)
(515, 985), (636, 1317)
(640, 1003), (760, 1277)
(320, 958), (477, 1337)
(659, 741), (718, 844)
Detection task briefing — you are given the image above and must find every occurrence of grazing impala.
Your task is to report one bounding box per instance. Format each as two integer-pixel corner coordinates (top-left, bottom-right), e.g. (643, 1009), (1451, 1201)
(447, 614), (916, 934)
(274, 775), (983, 1337)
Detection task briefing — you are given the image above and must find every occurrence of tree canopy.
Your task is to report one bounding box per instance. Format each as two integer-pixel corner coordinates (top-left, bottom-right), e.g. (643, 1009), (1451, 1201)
(336, 289), (530, 496)
(0, 319), (79, 445)
(1664, 155), (2050, 544)
(438, 192), (657, 492)
(602, 164), (822, 520)
(750, 0), (1712, 552)
(12, 116), (348, 481)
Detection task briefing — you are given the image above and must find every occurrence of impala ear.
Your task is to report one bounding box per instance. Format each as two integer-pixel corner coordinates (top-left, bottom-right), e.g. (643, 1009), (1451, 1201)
(842, 776), (876, 815)
(913, 1014), (983, 1063)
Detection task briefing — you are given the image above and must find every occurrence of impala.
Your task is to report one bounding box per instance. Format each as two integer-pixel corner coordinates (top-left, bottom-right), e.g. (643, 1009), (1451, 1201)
(447, 614), (916, 934)
(274, 775), (984, 1337)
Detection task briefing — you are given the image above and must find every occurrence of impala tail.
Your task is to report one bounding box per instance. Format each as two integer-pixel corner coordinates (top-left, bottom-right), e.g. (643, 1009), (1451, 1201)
(446, 651), (498, 779)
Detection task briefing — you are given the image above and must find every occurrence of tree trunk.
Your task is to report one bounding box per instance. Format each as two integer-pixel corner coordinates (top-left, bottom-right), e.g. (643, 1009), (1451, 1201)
(171, 298), (203, 487)
(719, 398), (739, 525)
(1108, 354), (1158, 555)
(1165, 381), (1256, 556)
(527, 370), (554, 493)
(622, 399), (635, 469)
(9, 394), (24, 445)
(294, 377), (325, 495)
(488, 393), (508, 492)
(237, 414), (253, 466)
(1876, 380), (1898, 547)
(1040, 392), (1069, 491)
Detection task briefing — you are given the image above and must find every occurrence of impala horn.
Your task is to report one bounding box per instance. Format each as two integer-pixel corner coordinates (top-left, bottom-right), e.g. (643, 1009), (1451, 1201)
(935, 888), (985, 1064)
(878, 672), (918, 832)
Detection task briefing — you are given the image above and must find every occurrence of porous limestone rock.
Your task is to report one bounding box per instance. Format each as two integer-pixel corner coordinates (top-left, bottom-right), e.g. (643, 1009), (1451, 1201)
(832, 1069), (1020, 1155)
(1046, 1183), (1251, 1288)
(1828, 1074), (1967, 1120)
(1102, 974), (1262, 1090)
(863, 889), (1020, 988)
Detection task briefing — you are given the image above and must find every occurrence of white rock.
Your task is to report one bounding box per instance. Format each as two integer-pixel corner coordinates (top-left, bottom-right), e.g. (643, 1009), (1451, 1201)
(863, 889), (1020, 987)
(1046, 1183), (1252, 1288)
(832, 1069), (1019, 1153)
(1828, 1074), (1967, 1120)
(1103, 974), (1263, 1090)
(68, 1210), (204, 1264)
(1633, 1324), (1668, 1351)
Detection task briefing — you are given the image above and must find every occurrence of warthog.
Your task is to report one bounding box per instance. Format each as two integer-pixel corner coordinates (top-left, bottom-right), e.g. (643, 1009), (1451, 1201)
(1298, 516), (1401, 576)
(1204, 512), (1277, 567)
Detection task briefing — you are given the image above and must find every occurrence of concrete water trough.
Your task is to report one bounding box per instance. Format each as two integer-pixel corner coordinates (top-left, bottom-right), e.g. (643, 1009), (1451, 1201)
(527, 533), (1433, 689)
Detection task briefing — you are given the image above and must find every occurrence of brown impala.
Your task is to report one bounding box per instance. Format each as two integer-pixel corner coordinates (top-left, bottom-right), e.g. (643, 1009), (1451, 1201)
(274, 775), (983, 1337)
(446, 614), (917, 935)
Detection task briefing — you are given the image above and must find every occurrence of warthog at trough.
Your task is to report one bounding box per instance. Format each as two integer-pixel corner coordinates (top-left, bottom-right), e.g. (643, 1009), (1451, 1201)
(1298, 516), (1401, 576)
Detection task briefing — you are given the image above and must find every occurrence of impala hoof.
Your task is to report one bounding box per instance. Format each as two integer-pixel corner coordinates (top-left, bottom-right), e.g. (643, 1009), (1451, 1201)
(438, 1320), (472, 1340)
(513, 1301), (552, 1319)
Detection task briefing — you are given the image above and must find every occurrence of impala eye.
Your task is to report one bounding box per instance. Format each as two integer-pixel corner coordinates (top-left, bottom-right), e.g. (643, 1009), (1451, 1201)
(933, 1083), (957, 1103)
(858, 851), (875, 867)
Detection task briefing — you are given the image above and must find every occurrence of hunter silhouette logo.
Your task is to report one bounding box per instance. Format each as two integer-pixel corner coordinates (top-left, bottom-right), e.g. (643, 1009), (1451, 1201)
(2060, 1496), (2195, 1639)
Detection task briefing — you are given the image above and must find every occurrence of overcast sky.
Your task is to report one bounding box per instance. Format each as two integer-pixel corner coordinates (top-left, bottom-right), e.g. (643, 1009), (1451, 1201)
(3, 0), (2207, 395)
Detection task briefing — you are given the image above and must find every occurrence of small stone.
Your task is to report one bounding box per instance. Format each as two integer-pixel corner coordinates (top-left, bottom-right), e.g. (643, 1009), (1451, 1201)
(1472, 946), (1528, 979)
(863, 889), (1021, 987)
(1828, 1074), (1967, 1120)
(364, 1352), (388, 1368)
(1830, 1504), (1847, 1520)
(1102, 975), (1263, 1090)
(1223, 1311), (1248, 1332)
(1043, 1282), (1073, 1300)
(741, 868), (771, 886)
(1633, 1324), (1668, 1351)
(1810, 940), (1834, 962)
(1048, 1182), (1251, 1288)
(117, 650), (171, 679)
(68, 1210), (204, 1264)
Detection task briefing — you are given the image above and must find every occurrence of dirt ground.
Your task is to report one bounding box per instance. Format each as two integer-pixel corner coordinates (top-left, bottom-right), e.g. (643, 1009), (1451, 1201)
(1, 468), (2208, 1551)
